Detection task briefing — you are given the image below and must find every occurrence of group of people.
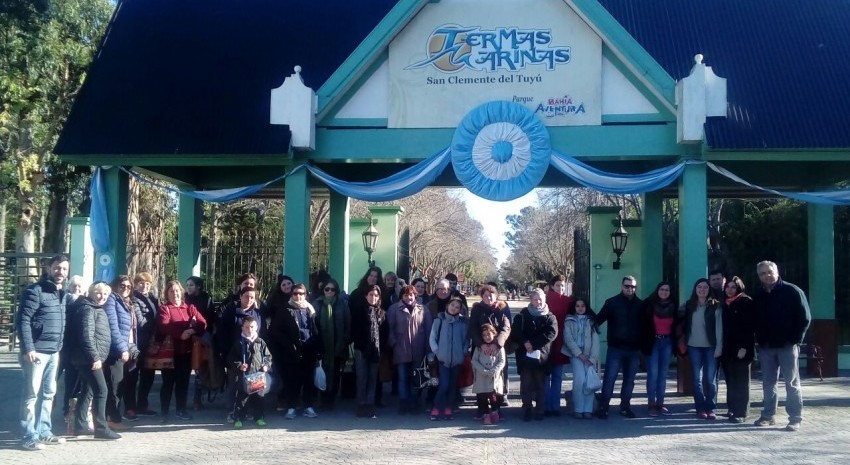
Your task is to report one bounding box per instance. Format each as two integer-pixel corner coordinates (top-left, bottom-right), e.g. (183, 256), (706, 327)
(594, 262), (811, 433)
(15, 256), (812, 451)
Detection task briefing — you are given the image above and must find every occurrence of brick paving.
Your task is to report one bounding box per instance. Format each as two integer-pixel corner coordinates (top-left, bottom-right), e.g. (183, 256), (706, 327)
(1, 348), (848, 465)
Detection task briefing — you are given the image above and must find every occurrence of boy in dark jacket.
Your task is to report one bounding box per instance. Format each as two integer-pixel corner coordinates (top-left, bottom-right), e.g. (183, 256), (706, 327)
(227, 317), (272, 428)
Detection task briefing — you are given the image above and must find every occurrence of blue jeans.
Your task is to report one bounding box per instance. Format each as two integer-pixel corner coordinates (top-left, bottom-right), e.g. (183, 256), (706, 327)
(646, 336), (673, 406)
(19, 351), (60, 442)
(544, 364), (565, 411)
(396, 362), (414, 405)
(434, 363), (460, 411)
(688, 346), (719, 413)
(601, 346), (641, 408)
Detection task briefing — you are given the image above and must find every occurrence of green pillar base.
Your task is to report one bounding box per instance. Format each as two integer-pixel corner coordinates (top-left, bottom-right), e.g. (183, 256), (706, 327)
(178, 195), (203, 280)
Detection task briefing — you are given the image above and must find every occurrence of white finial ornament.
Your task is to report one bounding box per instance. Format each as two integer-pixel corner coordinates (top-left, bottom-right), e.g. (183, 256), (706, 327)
(694, 54), (704, 65)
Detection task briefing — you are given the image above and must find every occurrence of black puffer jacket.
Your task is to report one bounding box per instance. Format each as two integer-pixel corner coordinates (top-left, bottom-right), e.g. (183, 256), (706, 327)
(67, 297), (111, 366)
(596, 293), (644, 351)
(510, 308), (558, 372)
(15, 277), (66, 354)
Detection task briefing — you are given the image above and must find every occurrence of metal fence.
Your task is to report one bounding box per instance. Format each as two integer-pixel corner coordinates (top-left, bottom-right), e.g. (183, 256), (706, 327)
(0, 252), (58, 350)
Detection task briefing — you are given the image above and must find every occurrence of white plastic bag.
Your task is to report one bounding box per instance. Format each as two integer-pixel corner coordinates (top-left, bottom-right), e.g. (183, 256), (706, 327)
(314, 362), (327, 391)
(584, 365), (603, 394)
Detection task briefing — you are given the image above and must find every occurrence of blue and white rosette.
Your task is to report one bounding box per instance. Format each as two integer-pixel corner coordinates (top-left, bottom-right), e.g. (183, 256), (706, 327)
(451, 101), (551, 201)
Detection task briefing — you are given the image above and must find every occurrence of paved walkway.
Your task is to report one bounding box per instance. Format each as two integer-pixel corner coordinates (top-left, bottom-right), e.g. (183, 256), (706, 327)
(1, 349), (848, 465)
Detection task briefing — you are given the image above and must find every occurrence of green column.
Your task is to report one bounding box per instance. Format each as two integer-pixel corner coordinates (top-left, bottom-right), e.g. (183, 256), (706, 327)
(67, 217), (94, 283)
(177, 194), (203, 280)
(368, 206), (404, 275)
(103, 167), (129, 279)
(328, 191), (350, 291)
(677, 162), (708, 302)
(641, 191), (663, 291)
(284, 165), (311, 283)
(807, 203), (837, 376)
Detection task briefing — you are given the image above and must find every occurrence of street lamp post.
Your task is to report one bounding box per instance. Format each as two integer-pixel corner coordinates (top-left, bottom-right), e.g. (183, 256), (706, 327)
(362, 221), (379, 268)
(611, 216), (629, 270)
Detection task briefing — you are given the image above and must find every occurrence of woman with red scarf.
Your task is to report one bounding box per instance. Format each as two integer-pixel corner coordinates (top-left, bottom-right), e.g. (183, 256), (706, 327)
(157, 280), (207, 424)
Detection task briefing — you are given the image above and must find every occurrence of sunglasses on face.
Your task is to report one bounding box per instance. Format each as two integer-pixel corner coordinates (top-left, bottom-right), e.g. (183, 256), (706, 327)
(623, 284), (636, 289)
(324, 287), (336, 292)
(293, 292), (306, 296)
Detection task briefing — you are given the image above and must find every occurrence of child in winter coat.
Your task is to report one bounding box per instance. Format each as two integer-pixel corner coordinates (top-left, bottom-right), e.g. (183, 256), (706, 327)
(562, 297), (600, 419)
(471, 323), (506, 425)
(428, 297), (469, 420)
(227, 316), (271, 428)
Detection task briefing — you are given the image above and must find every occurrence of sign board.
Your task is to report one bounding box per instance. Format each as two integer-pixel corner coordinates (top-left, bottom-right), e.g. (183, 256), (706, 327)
(388, 0), (602, 128)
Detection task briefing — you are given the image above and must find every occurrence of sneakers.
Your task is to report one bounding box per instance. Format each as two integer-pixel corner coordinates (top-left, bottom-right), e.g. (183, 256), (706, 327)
(40, 435), (66, 445)
(285, 408), (297, 420)
(785, 421), (801, 432)
(696, 412), (708, 419)
(22, 439), (46, 450)
(619, 407), (636, 418)
(706, 411), (717, 420)
(443, 408), (453, 421)
(123, 410), (139, 422)
(658, 406), (672, 416)
(303, 407), (318, 418)
(175, 410), (193, 421)
(94, 429), (122, 440)
(226, 412), (235, 424)
(648, 406), (659, 417)
(233, 420), (243, 429)
(256, 418), (267, 427)
(430, 408), (440, 421)
(754, 417), (776, 426)
(730, 416), (746, 423)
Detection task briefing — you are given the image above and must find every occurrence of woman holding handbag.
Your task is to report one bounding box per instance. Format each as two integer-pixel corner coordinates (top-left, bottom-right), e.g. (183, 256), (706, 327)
(562, 297), (600, 419)
(158, 280), (207, 424)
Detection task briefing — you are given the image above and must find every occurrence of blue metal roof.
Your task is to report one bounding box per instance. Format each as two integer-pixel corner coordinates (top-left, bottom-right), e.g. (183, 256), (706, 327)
(55, 0), (397, 155)
(55, 0), (850, 155)
(598, 0), (850, 150)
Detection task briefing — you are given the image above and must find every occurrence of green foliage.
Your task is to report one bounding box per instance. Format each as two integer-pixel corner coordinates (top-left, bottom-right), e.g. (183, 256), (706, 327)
(0, 0), (113, 249)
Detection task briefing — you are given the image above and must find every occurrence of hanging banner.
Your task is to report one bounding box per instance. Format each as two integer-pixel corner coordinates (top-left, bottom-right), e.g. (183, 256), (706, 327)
(388, 0), (602, 128)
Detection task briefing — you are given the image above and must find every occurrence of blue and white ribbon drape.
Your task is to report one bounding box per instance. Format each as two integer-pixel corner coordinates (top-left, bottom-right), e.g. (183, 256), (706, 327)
(550, 151), (689, 194)
(451, 101), (551, 201)
(89, 167), (115, 282)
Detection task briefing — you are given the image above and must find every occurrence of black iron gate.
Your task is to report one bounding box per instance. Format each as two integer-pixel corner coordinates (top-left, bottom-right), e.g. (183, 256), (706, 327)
(572, 228), (590, 299)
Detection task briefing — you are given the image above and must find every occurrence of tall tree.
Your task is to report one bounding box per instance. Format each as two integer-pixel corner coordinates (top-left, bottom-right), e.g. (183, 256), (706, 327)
(0, 0), (114, 264)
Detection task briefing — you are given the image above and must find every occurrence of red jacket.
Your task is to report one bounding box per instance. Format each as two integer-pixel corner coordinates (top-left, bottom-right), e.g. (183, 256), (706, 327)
(546, 290), (572, 365)
(157, 302), (207, 355)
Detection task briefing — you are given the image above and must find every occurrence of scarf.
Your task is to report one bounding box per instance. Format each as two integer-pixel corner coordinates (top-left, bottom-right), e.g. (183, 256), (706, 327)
(527, 303), (550, 317)
(288, 298), (314, 342)
(321, 295), (336, 382)
(725, 292), (742, 307)
(575, 314), (588, 350)
(653, 299), (675, 318)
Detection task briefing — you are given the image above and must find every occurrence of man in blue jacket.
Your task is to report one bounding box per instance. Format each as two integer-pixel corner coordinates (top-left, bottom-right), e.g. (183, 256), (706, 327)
(16, 254), (70, 450)
(752, 260), (811, 432)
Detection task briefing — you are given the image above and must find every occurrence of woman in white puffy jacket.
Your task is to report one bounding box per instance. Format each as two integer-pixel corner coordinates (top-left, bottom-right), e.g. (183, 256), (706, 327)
(562, 297), (600, 419)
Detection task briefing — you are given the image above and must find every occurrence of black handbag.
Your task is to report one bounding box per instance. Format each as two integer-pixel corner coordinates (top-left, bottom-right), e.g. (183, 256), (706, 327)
(411, 357), (438, 389)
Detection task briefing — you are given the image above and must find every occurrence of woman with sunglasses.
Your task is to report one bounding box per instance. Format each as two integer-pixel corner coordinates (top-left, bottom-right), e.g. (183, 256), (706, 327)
(103, 275), (143, 429)
(270, 283), (324, 419)
(311, 277), (351, 410)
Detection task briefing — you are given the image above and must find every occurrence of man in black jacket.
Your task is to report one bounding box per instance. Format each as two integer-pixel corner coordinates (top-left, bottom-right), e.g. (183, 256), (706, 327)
(595, 276), (644, 419)
(752, 260), (811, 432)
(15, 254), (69, 450)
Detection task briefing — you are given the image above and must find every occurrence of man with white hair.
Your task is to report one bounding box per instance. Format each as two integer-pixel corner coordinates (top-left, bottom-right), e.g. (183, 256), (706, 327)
(752, 260), (811, 432)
